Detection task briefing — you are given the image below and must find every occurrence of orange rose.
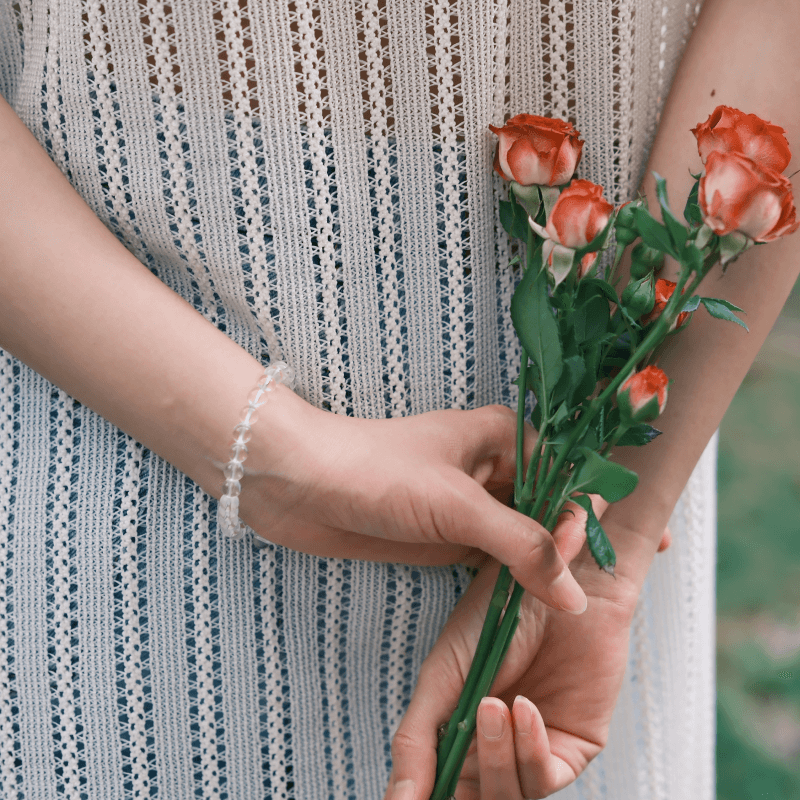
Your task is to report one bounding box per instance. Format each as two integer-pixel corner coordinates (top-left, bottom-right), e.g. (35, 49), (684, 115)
(699, 151), (799, 242)
(489, 114), (583, 186)
(544, 179), (613, 248)
(640, 279), (690, 329)
(617, 366), (668, 423)
(692, 106), (791, 174)
(528, 180), (613, 283)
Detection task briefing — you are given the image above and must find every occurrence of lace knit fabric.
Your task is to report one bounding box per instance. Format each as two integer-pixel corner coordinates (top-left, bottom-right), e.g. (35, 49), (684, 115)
(0, 1), (714, 798)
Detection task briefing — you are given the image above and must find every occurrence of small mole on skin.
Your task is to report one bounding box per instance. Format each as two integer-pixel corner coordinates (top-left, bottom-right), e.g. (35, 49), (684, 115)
(711, 89), (716, 97)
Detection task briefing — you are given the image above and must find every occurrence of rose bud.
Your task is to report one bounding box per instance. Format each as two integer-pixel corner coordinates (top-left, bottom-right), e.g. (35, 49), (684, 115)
(617, 366), (669, 424)
(528, 179), (614, 285)
(614, 201), (641, 247)
(489, 113), (584, 186)
(622, 272), (655, 318)
(692, 105), (791, 174)
(699, 151), (800, 242)
(640, 279), (691, 329)
(629, 242), (665, 279)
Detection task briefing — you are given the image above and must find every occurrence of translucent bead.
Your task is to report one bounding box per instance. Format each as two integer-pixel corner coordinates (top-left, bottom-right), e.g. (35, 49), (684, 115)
(230, 442), (248, 461)
(224, 479), (241, 497)
(233, 423), (252, 443)
(247, 387), (267, 407)
(239, 405), (259, 426)
(224, 460), (244, 481)
(276, 363), (295, 386)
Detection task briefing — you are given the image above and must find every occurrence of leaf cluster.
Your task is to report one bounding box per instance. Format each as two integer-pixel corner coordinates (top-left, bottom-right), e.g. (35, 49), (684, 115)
(504, 171), (749, 571)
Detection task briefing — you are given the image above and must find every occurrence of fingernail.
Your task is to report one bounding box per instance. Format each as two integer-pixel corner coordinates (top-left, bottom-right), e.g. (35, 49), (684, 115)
(514, 695), (533, 735)
(548, 569), (588, 615)
(479, 698), (505, 739)
(391, 779), (416, 800)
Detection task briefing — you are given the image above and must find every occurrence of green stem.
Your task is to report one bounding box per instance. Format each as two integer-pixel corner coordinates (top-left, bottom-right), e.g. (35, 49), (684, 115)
(431, 256), (707, 799)
(435, 565), (513, 775)
(515, 351), (529, 504)
(433, 578), (528, 800)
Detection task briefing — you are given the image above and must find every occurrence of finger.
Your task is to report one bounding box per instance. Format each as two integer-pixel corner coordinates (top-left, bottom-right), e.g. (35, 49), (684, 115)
(459, 405), (539, 490)
(513, 696), (575, 799)
(440, 476), (588, 615)
(552, 495), (608, 564)
(385, 656), (463, 800)
(477, 698), (523, 800)
(657, 525), (672, 552)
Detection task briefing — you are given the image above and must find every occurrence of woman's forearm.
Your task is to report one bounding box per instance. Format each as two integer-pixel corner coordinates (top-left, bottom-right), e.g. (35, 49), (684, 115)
(599, 0), (800, 589)
(0, 94), (307, 498)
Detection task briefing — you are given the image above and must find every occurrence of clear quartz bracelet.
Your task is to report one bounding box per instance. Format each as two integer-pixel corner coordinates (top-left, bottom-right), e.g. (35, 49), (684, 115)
(217, 361), (295, 541)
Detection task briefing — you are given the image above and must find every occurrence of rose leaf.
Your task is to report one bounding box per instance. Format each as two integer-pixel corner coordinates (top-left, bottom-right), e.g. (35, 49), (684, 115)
(571, 494), (616, 575)
(700, 297), (749, 331)
(571, 447), (639, 502)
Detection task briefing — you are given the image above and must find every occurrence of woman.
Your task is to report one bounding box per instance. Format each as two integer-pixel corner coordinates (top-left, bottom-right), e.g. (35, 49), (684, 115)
(0, 0), (796, 798)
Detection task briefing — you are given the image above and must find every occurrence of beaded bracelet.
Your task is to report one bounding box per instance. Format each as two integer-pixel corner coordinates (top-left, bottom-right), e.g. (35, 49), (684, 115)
(217, 361), (295, 541)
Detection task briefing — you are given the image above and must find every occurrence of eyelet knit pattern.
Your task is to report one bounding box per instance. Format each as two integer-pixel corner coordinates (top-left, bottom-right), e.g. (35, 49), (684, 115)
(0, 2), (714, 798)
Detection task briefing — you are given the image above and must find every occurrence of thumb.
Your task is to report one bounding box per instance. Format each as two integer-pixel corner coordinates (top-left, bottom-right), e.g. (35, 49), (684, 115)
(552, 495), (609, 564)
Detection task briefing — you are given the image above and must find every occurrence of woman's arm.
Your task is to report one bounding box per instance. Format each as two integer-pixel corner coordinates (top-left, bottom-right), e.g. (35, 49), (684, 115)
(603, 0), (800, 594)
(0, 94), (589, 611)
(386, 0), (800, 797)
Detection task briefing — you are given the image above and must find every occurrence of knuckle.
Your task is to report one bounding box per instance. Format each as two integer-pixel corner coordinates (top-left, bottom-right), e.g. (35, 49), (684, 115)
(389, 728), (419, 762)
(512, 522), (559, 574)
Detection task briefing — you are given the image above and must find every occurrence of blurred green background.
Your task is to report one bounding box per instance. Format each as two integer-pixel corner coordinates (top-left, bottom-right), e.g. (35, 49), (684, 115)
(717, 280), (800, 798)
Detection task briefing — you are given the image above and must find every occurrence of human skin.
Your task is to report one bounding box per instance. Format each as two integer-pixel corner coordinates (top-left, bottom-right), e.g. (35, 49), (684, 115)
(384, 0), (800, 797)
(0, 94), (593, 612)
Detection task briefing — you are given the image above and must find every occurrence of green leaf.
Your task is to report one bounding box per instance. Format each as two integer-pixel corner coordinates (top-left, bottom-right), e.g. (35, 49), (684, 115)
(575, 340), (602, 400)
(680, 242), (704, 273)
(700, 297), (749, 331)
(572, 495), (616, 575)
(581, 277), (619, 305)
(552, 355), (586, 407)
(699, 296), (744, 313)
(571, 447), (639, 502)
(550, 401), (571, 430)
(681, 295), (702, 313)
(511, 196), (531, 240)
(684, 178), (702, 226)
(574, 282), (612, 343)
(499, 200), (515, 236)
(653, 173), (688, 252)
(633, 206), (677, 258)
(511, 267), (563, 411)
(616, 424), (663, 446)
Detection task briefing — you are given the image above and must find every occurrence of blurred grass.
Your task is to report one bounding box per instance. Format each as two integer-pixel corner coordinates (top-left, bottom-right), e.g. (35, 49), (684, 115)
(717, 281), (800, 799)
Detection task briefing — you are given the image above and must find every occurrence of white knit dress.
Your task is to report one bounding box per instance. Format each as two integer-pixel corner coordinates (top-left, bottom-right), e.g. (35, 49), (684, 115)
(0, 1), (716, 798)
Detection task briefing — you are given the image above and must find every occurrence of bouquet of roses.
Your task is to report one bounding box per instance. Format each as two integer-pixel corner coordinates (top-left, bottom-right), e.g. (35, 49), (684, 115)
(429, 106), (798, 800)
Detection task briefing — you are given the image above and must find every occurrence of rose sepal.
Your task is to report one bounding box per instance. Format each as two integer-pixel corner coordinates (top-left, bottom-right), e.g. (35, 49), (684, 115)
(617, 386), (661, 425)
(718, 230), (753, 268)
(694, 222), (715, 250)
(539, 185), (561, 220)
(510, 181), (542, 220)
(542, 241), (577, 287)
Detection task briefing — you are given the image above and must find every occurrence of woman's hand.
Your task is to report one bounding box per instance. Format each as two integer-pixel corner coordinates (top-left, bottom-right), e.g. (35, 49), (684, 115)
(382, 506), (651, 800)
(239, 392), (588, 614)
(0, 96), (584, 614)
